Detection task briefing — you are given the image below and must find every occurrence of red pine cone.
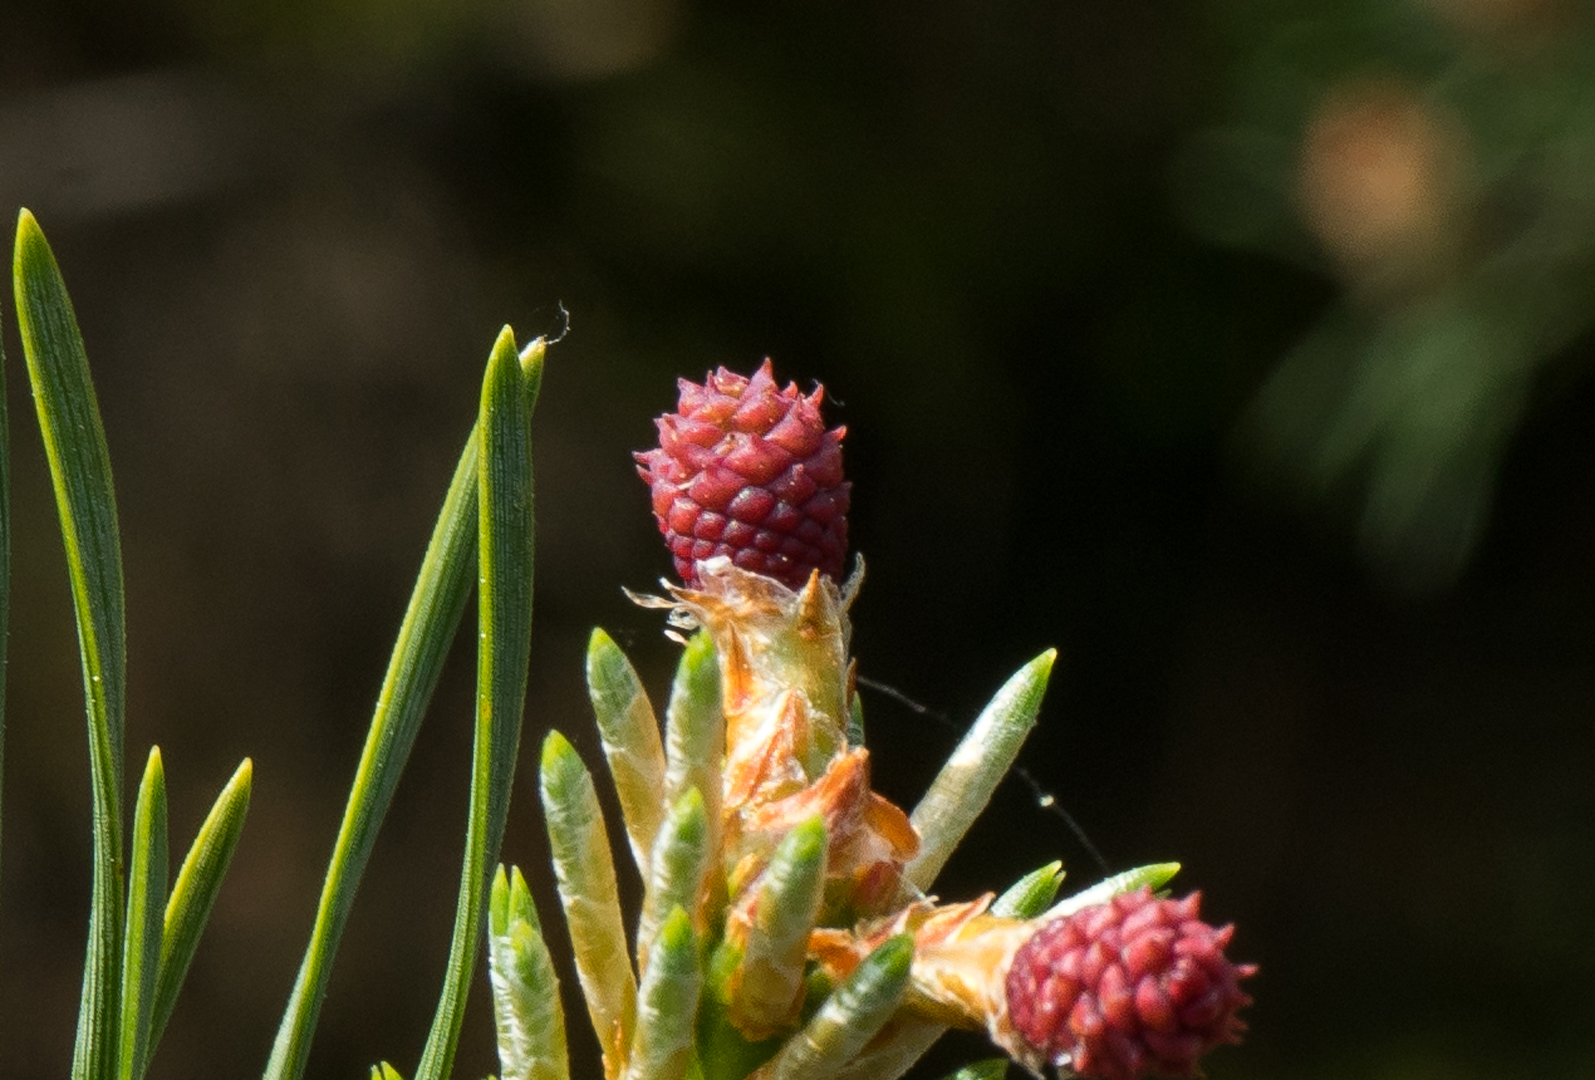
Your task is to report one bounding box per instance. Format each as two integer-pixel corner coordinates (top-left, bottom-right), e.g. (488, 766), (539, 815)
(636, 360), (850, 590)
(1005, 889), (1255, 1080)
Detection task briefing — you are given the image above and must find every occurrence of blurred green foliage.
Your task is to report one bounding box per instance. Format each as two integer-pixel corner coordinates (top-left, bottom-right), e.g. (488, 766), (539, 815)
(1184, 0), (1595, 587)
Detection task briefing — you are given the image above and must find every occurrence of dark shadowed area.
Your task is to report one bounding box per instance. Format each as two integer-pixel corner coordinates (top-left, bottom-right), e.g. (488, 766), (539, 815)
(2, 1), (1593, 1078)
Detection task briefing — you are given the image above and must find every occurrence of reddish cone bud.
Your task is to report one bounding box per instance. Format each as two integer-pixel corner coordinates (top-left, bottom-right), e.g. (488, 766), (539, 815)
(1005, 889), (1255, 1080)
(636, 360), (850, 589)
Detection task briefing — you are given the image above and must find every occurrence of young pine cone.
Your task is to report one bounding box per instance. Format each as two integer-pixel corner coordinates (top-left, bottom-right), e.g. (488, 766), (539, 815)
(635, 360), (849, 590)
(1004, 888), (1255, 1080)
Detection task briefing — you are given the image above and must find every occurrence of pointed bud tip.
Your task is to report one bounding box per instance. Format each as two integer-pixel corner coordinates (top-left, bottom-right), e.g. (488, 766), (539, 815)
(672, 785), (708, 818)
(681, 628), (716, 665)
(226, 757), (256, 799)
(540, 728), (577, 769)
(658, 904), (695, 946)
(14, 207), (55, 271)
(781, 815), (830, 863)
(519, 334), (547, 373)
(489, 866), (511, 933)
(867, 932), (915, 974)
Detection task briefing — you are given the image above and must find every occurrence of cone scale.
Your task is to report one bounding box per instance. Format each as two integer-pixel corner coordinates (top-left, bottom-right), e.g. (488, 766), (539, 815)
(1005, 889), (1255, 1080)
(636, 360), (850, 591)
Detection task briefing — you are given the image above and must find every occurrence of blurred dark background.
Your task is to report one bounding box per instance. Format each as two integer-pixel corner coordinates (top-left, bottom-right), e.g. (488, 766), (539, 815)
(3, 0), (1594, 1077)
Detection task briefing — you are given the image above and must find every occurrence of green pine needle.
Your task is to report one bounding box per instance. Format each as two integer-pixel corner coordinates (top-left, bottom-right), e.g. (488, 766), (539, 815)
(118, 749), (168, 1080)
(15, 208), (128, 1080)
(906, 650), (1056, 892)
(1043, 862), (1182, 920)
(733, 818), (828, 1035)
(991, 861), (1066, 920)
(266, 408), (478, 1080)
(636, 788), (711, 977)
(488, 866), (568, 1080)
(540, 730), (637, 1078)
(152, 758), (252, 1055)
(587, 628), (669, 877)
(826, 1017), (946, 1080)
(664, 632), (724, 868)
(625, 907), (702, 1080)
(753, 935), (914, 1080)
(266, 335), (544, 1080)
(416, 329), (540, 1080)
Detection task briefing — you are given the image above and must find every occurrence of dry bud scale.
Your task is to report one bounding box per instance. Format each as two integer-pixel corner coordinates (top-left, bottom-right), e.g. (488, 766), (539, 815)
(485, 362), (1253, 1080)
